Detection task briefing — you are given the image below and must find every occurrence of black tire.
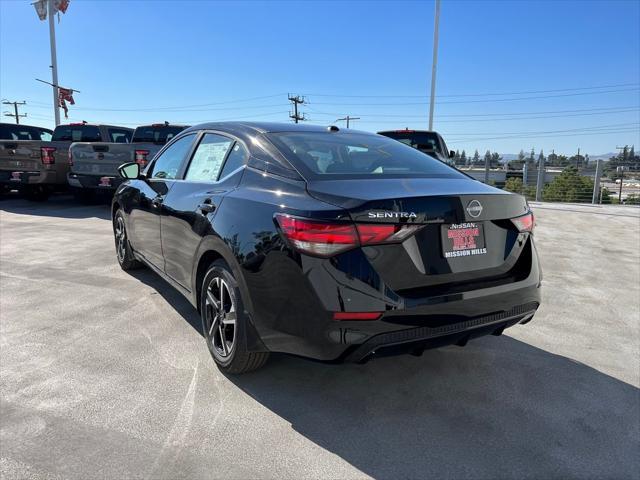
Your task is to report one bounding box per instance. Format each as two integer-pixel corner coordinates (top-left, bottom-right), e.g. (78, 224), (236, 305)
(24, 186), (50, 202)
(200, 260), (269, 374)
(113, 209), (143, 271)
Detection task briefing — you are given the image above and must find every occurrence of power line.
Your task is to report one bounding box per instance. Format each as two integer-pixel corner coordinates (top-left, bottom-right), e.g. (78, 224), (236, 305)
(301, 82), (640, 99)
(447, 128), (639, 144)
(309, 87), (640, 106)
(2, 100), (27, 124)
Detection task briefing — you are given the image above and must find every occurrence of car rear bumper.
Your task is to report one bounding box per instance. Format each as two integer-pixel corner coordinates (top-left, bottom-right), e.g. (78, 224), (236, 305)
(68, 172), (123, 190)
(0, 170), (58, 186)
(244, 237), (542, 362)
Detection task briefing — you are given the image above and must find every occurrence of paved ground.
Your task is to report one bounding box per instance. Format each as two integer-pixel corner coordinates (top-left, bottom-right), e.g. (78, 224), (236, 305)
(1, 195), (639, 480)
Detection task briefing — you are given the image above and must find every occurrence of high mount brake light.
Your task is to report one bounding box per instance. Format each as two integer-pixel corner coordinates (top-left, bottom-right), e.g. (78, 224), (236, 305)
(135, 149), (150, 166)
(333, 312), (383, 321)
(511, 212), (535, 233)
(275, 214), (422, 257)
(41, 147), (56, 165)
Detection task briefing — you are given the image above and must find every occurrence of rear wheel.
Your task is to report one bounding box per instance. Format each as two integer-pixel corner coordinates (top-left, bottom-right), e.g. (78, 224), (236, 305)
(113, 209), (142, 271)
(200, 260), (269, 374)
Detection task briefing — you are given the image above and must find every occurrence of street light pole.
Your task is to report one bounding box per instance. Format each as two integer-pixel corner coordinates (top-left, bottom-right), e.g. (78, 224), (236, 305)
(428, 0), (441, 131)
(48, 0), (60, 126)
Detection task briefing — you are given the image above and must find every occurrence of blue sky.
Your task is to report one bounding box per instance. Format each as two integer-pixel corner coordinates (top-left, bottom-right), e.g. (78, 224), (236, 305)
(1, 0), (638, 156)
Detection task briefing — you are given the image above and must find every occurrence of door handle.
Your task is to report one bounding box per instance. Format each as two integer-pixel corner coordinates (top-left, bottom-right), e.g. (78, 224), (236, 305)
(152, 195), (164, 207)
(198, 199), (216, 214)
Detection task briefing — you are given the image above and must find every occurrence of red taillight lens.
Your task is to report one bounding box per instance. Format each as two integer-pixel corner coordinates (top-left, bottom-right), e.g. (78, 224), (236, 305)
(275, 215), (359, 257)
(275, 214), (422, 257)
(41, 147), (56, 165)
(135, 149), (149, 166)
(511, 212), (535, 233)
(333, 312), (383, 321)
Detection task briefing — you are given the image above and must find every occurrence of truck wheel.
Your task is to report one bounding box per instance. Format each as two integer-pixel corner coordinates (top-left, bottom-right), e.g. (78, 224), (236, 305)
(113, 209), (143, 271)
(24, 186), (50, 202)
(200, 260), (269, 374)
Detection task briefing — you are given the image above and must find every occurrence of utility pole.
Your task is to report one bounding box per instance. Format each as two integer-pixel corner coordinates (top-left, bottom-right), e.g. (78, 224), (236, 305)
(575, 147), (580, 169)
(2, 101), (27, 124)
(336, 116), (360, 128)
(48, 0), (61, 126)
(288, 94), (306, 124)
(428, 0), (441, 131)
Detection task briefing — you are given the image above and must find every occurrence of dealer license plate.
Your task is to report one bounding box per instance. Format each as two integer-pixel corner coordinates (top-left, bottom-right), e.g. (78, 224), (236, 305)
(442, 222), (487, 258)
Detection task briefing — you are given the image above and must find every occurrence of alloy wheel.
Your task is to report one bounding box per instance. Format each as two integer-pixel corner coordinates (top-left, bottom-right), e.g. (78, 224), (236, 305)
(204, 277), (237, 358)
(114, 216), (127, 262)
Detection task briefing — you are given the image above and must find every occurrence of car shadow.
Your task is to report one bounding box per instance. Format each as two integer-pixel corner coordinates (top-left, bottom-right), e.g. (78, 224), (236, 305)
(0, 192), (111, 220)
(227, 336), (639, 479)
(128, 268), (204, 335)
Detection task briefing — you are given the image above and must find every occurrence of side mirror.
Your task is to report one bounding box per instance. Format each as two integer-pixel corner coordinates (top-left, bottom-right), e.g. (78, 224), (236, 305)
(118, 162), (141, 179)
(449, 150), (455, 158)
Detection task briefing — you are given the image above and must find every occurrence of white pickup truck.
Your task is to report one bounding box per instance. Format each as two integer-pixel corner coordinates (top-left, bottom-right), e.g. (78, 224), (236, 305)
(68, 123), (188, 197)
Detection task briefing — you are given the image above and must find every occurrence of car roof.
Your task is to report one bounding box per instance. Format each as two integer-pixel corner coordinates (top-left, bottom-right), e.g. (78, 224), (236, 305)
(183, 121), (372, 136)
(377, 129), (440, 134)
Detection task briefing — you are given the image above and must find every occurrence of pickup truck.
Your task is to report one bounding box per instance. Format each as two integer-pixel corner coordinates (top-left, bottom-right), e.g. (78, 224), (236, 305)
(0, 122), (133, 200)
(68, 123), (188, 195)
(377, 129), (455, 163)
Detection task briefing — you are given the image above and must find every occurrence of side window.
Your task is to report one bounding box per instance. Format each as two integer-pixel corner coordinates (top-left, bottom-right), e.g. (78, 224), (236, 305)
(150, 134), (196, 179)
(184, 133), (233, 182)
(38, 129), (52, 141)
(219, 142), (248, 179)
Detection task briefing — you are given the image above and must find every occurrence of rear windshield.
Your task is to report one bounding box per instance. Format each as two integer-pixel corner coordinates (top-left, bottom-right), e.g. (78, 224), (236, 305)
(378, 131), (442, 154)
(0, 124), (52, 141)
(265, 131), (463, 180)
(132, 126), (186, 144)
(52, 125), (102, 142)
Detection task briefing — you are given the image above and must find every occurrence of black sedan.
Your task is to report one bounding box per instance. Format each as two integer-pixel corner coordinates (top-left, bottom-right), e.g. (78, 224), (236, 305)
(112, 122), (541, 373)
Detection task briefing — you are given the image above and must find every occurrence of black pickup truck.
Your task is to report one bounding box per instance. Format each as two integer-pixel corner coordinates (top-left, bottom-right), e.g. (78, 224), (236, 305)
(0, 122), (132, 200)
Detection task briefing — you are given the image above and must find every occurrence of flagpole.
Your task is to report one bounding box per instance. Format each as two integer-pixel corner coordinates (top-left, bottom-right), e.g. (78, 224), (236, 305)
(48, 0), (60, 126)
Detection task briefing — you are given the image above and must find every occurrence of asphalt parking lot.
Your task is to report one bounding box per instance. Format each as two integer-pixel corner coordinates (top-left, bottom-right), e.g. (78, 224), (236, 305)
(1, 195), (639, 480)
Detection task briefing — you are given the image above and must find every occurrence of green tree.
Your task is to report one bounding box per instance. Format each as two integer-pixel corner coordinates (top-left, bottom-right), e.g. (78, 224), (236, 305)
(484, 150), (491, 167)
(625, 194), (640, 205)
(601, 187), (612, 204)
(518, 150), (526, 162)
(472, 149), (480, 165)
(460, 150), (467, 166)
(543, 166), (594, 203)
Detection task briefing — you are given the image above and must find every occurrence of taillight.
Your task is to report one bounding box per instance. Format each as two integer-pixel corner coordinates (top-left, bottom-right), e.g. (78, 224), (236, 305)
(275, 214), (422, 257)
(41, 147), (56, 165)
(135, 149), (149, 166)
(68, 149), (73, 166)
(511, 211), (535, 233)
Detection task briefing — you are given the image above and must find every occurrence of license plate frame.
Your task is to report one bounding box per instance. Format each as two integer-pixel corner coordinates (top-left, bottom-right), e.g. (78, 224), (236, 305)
(441, 222), (487, 259)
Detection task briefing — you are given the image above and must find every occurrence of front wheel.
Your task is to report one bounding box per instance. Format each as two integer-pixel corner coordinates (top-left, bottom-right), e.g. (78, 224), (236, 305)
(113, 209), (143, 271)
(200, 260), (269, 374)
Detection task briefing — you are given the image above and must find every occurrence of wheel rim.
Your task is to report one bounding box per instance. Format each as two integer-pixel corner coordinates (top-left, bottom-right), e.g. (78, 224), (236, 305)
(114, 216), (127, 262)
(204, 277), (236, 358)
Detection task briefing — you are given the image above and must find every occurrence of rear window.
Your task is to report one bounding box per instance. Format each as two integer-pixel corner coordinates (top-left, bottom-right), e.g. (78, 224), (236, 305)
(132, 126), (187, 144)
(108, 128), (132, 143)
(0, 125), (52, 141)
(266, 131), (463, 180)
(52, 125), (102, 142)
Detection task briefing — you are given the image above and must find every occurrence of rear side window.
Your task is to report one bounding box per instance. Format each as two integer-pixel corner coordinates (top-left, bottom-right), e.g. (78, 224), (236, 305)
(52, 125), (102, 142)
(266, 131), (463, 180)
(150, 134), (196, 179)
(378, 131), (441, 152)
(108, 128), (132, 143)
(185, 133), (233, 182)
(0, 125), (52, 141)
(132, 126), (187, 144)
(219, 142), (248, 179)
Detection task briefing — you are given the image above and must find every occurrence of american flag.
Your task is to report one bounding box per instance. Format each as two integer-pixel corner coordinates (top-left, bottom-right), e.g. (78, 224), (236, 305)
(58, 87), (75, 118)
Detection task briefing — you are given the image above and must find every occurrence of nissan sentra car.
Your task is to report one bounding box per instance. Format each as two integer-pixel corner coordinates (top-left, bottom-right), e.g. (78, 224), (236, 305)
(112, 122), (541, 373)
